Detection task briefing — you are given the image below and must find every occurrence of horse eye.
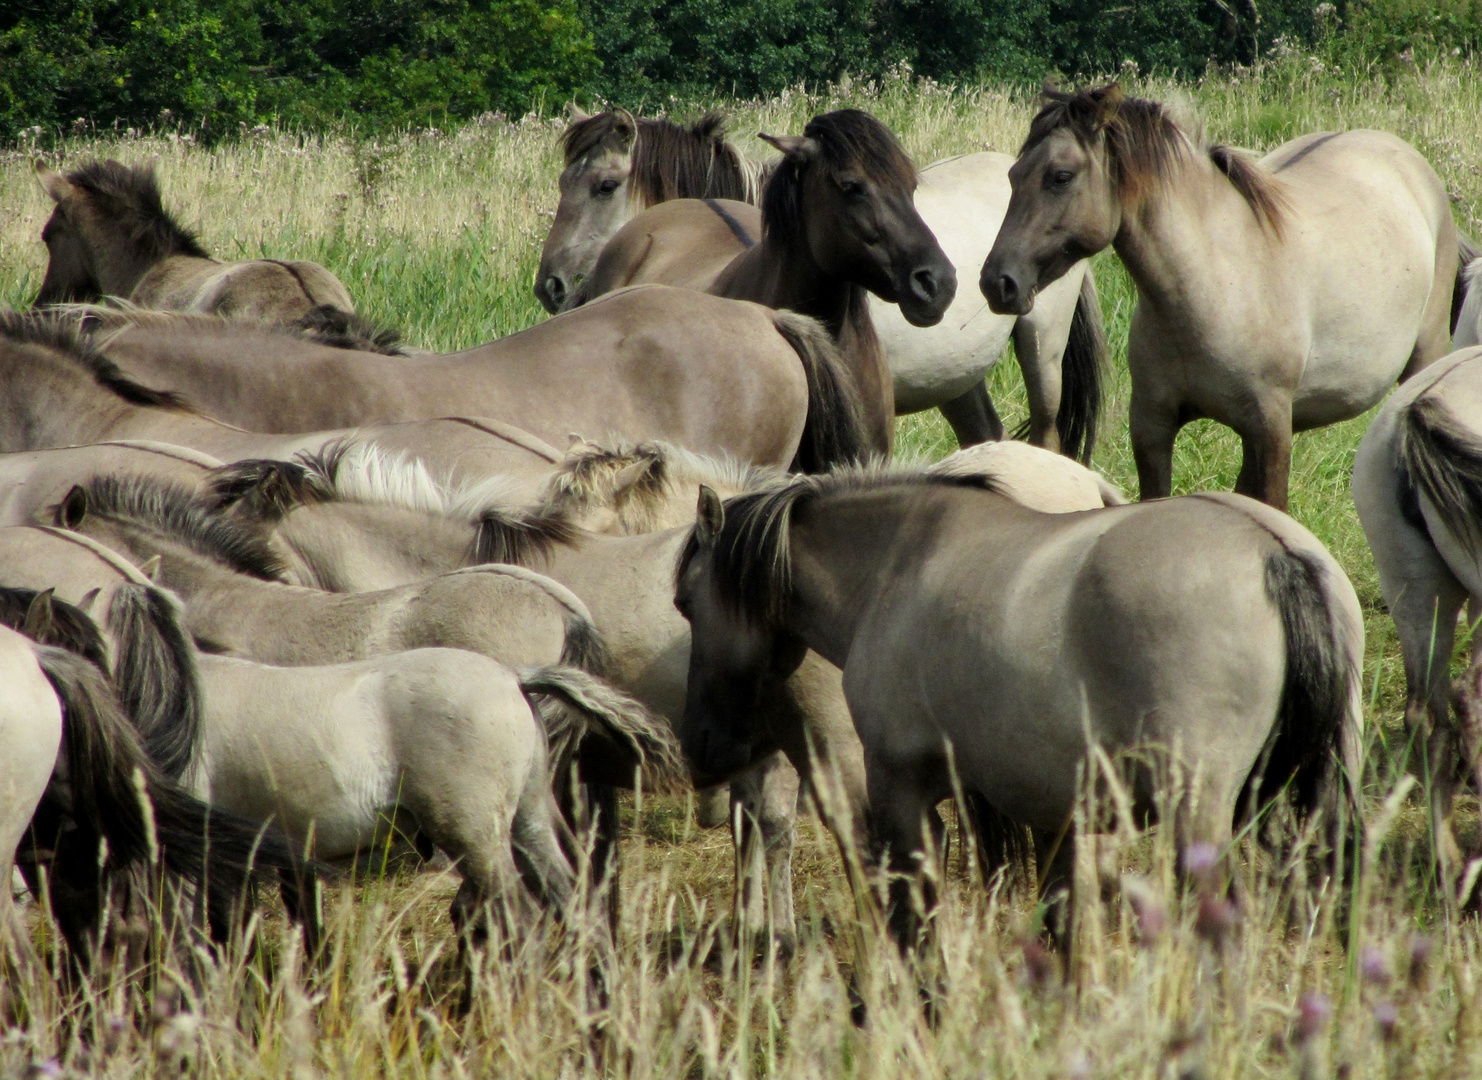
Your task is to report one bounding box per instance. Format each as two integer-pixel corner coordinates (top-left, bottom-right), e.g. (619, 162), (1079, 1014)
(1051, 169), (1075, 187)
(839, 179), (865, 198)
(595, 178), (620, 196)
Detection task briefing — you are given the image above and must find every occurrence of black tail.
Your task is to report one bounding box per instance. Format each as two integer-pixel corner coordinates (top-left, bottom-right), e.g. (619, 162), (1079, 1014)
(1398, 393), (1482, 550)
(560, 610), (612, 678)
(1251, 548), (1354, 816)
(32, 646), (308, 951)
(1453, 231), (1479, 337)
(773, 310), (870, 472)
(961, 791), (1034, 886)
(1057, 269), (1107, 464)
(105, 583), (202, 781)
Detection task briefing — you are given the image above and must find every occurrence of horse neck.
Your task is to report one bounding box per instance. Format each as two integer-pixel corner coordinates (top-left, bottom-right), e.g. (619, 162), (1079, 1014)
(277, 502), (470, 589)
(779, 491), (912, 666)
(0, 353), (133, 449)
(1111, 154), (1278, 312)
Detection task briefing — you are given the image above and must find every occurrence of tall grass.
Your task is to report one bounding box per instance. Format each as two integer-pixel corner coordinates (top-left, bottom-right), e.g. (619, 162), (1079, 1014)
(3, 53), (1482, 1077)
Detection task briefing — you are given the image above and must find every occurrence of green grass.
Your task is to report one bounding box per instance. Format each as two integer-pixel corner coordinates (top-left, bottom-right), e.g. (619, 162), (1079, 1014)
(4, 52), (1482, 1079)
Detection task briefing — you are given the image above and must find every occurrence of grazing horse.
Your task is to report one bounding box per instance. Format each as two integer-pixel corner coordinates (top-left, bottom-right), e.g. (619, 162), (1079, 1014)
(539, 108), (1106, 456)
(1352, 344), (1482, 899)
(573, 110), (958, 455)
(983, 84), (1465, 509)
(34, 160), (355, 322)
(73, 288), (869, 473)
(0, 310), (565, 486)
(0, 609), (306, 967)
(674, 469), (1363, 950)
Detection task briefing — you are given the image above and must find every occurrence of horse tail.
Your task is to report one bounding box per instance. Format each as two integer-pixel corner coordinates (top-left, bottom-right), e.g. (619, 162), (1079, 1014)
(520, 665), (686, 791)
(105, 583), (202, 781)
(1249, 546), (1361, 821)
(1453, 237), (1482, 347)
(559, 610), (613, 678)
(1057, 268), (1108, 464)
(960, 790), (1034, 885)
(771, 310), (870, 473)
(1398, 392), (1482, 551)
(32, 645), (307, 940)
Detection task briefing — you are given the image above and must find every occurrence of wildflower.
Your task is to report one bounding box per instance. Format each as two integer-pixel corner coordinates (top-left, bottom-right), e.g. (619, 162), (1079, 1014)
(1360, 944), (1390, 987)
(1182, 842), (1220, 887)
(1407, 933), (1432, 989)
(1373, 1000), (1399, 1043)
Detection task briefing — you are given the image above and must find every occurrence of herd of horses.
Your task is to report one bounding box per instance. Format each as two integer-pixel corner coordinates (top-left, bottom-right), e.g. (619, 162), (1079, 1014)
(9, 82), (1482, 1014)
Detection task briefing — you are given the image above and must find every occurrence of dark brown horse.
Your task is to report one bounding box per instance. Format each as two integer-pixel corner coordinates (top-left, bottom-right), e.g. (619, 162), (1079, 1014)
(574, 110), (957, 455)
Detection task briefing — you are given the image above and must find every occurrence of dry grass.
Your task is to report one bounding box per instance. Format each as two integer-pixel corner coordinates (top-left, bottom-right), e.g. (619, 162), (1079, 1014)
(4, 54), (1482, 1078)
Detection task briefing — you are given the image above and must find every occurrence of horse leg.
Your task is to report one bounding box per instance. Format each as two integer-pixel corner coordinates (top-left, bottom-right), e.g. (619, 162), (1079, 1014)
(730, 751), (801, 959)
(863, 770), (935, 956)
(279, 866), (324, 959)
(1232, 395), (1294, 510)
(1129, 392), (1182, 501)
(936, 381), (1004, 448)
(1012, 317), (1062, 453)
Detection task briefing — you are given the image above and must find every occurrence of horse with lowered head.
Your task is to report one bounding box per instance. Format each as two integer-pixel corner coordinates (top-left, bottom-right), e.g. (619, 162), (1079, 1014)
(34, 160), (356, 323)
(539, 107), (1107, 458)
(983, 83), (1468, 509)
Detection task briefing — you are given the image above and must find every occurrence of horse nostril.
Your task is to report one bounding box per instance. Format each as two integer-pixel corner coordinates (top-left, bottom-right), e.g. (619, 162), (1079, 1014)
(912, 268), (938, 301)
(996, 275), (1019, 304)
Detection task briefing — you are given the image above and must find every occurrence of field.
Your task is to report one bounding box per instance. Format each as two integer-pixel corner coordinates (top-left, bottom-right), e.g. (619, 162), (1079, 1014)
(5, 54), (1482, 1078)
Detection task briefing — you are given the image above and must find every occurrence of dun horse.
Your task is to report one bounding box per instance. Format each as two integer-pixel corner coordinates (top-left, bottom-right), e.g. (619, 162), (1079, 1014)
(983, 84), (1466, 509)
(568, 109), (957, 455)
(538, 108), (1106, 456)
(675, 469), (1362, 950)
(35, 160), (355, 323)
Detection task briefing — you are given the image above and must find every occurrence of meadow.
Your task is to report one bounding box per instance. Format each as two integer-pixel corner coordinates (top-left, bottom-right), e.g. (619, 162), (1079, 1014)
(4, 53), (1482, 1078)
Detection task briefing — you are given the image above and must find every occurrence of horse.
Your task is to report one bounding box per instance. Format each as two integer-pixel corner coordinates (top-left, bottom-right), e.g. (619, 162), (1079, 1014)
(0, 605), (307, 970)
(1456, 258), (1482, 350)
(50, 475), (607, 677)
(566, 109), (958, 455)
(674, 468), (1363, 952)
(0, 440), (221, 526)
(70, 287), (867, 473)
(200, 439), (1123, 953)
(189, 646), (681, 969)
(1352, 344), (1482, 900)
(538, 108), (1107, 457)
(982, 83), (1467, 510)
(0, 310), (568, 486)
(0, 525), (204, 779)
(34, 160), (356, 323)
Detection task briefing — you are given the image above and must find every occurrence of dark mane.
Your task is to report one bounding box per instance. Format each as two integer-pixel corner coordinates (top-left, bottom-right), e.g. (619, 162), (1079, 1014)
(0, 585), (110, 671)
(1024, 84), (1287, 235)
(561, 112), (754, 204)
(0, 309), (189, 408)
(290, 304), (406, 355)
(675, 468), (1002, 627)
(67, 474), (287, 581)
(761, 109), (918, 249)
(471, 506), (581, 567)
(204, 455), (337, 521)
(65, 160), (211, 261)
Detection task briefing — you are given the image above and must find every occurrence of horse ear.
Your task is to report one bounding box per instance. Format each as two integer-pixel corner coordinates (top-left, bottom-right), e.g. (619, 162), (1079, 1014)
(567, 101), (592, 123)
(758, 133), (818, 162)
(610, 458), (655, 498)
(695, 485), (724, 547)
(76, 588), (102, 615)
(35, 163), (76, 204)
(613, 109), (638, 149)
(138, 555), (162, 582)
(1087, 83), (1125, 128)
(58, 485), (88, 529)
(21, 589), (56, 642)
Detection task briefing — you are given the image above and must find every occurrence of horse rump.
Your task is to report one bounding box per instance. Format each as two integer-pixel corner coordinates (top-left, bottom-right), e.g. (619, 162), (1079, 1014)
(1398, 392), (1482, 549)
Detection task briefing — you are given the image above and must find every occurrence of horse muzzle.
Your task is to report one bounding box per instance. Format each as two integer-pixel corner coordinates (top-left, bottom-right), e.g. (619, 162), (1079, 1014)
(898, 261), (957, 328)
(980, 261), (1036, 317)
(681, 722), (753, 781)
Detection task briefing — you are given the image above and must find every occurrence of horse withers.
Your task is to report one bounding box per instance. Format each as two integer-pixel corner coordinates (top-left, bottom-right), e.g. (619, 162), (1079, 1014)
(983, 84), (1464, 509)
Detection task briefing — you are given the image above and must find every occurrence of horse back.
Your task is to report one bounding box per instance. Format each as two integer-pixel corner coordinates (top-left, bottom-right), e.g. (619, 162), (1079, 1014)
(583, 199), (758, 302)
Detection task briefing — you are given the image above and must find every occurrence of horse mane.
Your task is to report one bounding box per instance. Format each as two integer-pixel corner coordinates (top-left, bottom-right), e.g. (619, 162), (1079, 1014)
(561, 112), (758, 204)
(675, 467), (1002, 627)
(69, 302), (405, 356)
(64, 159), (211, 261)
(761, 109), (918, 251)
(66, 474), (287, 581)
(289, 304), (406, 355)
(0, 309), (189, 409)
(543, 438), (783, 532)
(1024, 84), (1287, 236)
(0, 585), (111, 671)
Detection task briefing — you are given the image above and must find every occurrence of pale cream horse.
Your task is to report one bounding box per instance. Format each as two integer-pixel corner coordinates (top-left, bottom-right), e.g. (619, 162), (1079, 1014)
(1455, 258), (1482, 350)
(1352, 344), (1482, 902)
(35, 160), (355, 322)
(983, 84), (1466, 509)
